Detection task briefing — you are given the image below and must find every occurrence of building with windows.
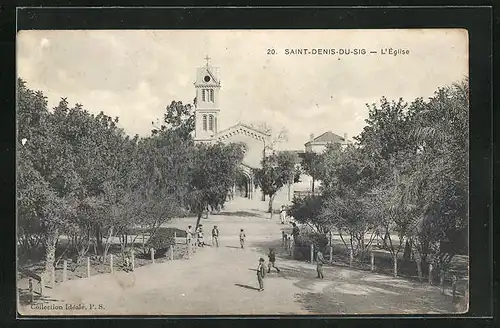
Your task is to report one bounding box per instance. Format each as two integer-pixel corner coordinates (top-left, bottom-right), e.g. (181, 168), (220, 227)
(304, 131), (351, 153)
(192, 59), (270, 199)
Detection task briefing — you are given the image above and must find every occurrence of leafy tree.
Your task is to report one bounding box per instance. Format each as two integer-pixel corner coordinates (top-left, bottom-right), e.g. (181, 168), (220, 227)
(188, 142), (245, 230)
(253, 152), (301, 217)
(288, 195), (327, 233)
(319, 146), (377, 259)
(301, 151), (324, 194)
(17, 81), (82, 278)
(152, 100), (195, 141)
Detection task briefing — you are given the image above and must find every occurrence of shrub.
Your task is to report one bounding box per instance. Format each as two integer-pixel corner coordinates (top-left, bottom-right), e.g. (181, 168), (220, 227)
(146, 229), (175, 258)
(293, 232), (329, 261)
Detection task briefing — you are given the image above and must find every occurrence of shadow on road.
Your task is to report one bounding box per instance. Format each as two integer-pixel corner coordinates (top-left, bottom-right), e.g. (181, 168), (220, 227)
(225, 246), (242, 249)
(235, 283), (260, 291)
(18, 288), (63, 306)
(214, 211), (260, 218)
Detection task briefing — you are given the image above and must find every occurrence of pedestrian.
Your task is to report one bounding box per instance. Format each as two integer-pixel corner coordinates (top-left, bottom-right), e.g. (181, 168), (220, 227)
(279, 205), (286, 224)
(257, 257), (266, 291)
(239, 229), (246, 249)
(316, 249), (325, 279)
(186, 225), (193, 245)
(282, 231), (287, 246)
(212, 225), (220, 247)
(267, 248), (280, 273)
(197, 225), (205, 247)
(291, 222), (300, 240)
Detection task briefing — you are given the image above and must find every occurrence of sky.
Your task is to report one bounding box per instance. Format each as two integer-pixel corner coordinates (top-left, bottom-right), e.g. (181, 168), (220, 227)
(17, 29), (468, 150)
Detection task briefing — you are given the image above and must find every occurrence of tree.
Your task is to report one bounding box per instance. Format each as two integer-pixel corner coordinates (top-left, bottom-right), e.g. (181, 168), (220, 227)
(253, 152), (301, 217)
(301, 151), (324, 194)
(319, 145), (377, 260)
(17, 81), (82, 278)
(288, 195), (327, 233)
(152, 100), (195, 141)
(250, 121), (287, 154)
(188, 142), (245, 230)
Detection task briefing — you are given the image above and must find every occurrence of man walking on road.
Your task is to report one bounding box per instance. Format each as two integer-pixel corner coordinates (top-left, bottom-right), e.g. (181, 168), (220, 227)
(212, 225), (220, 247)
(257, 257), (266, 291)
(316, 249), (325, 279)
(267, 248), (281, 273)
(239, 229), (246, 249)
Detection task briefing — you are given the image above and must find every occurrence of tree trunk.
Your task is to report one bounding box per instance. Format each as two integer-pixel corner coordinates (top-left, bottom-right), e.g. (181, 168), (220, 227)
(102, 226), (114, 263)
(311, 177), (315, 194)
(287, 183), (291, 201)
(43, 227), (59, 281)
(194, 212), (203, 232)
(95, 224), (103, 253)
(416, 258), (423, 282)
(403, 240), (412, 262)
(268, 194), (276, 218)
(393, 253), (398, 277)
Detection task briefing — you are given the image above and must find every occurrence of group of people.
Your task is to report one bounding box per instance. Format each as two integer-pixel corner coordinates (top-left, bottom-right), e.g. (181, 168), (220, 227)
(185, 224), (221, 248)
(182, 207), (326, 292)
(256, 221), (328, 291)
(186, 224), (247, 249)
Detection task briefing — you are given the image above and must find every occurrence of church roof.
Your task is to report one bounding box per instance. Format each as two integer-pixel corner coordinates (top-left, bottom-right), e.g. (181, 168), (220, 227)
(304, 131), (345, 146)
(216, 122), (271, 139)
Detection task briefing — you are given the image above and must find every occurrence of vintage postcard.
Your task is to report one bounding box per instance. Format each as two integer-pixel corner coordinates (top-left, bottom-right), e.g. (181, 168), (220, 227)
(16, 29), (469, 316)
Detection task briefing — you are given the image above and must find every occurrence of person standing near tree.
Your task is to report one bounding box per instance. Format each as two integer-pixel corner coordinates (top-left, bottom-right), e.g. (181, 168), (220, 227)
(186, 225), (193, 246)
(212, 225), (220, 247)
(279, 205), (286, 224)
(316, 249), (325, 279)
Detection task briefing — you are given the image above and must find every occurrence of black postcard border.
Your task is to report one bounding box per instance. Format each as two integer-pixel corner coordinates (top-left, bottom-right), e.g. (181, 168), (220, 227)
(1, 5), (494, 328)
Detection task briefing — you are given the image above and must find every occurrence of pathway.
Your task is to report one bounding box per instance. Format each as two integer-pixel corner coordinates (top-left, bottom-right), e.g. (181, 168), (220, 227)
(18, 198), (460, 316)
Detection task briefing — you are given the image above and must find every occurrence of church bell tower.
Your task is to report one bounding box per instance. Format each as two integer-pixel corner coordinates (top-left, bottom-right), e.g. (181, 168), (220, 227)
(194, 56), (221, 142)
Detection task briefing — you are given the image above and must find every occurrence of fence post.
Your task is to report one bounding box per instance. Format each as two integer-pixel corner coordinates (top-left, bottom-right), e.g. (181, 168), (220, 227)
(393, 254), (398, 277)
(310, 244), (314, 264)
(51, 266), (56, 287)
(429, 263), (433, 285)
(330, 245), (333, 264)
(110, 254), (114, 273)
(86, 257), (91, 278)
(370, 250), (375, 272)
(174, 231), (177, 243)
(131, 249), (135, 271)
(151, 248), (155, 264)
(63, 260), (68, 282)
(29, 278), (34, 303)
(170, 245), (174, 260)
(440, 270), (445, 294)
(452, 275), (457, 302)
(349, 248), (353, 267)
(40, 275), (45, 296)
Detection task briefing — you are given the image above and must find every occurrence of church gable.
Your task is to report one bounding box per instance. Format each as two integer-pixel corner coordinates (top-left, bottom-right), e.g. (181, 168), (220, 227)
(214, 123), (269, 143)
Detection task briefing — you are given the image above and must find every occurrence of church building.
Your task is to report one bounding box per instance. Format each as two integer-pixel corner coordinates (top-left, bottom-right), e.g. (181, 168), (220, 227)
(192, 58), (270, 200)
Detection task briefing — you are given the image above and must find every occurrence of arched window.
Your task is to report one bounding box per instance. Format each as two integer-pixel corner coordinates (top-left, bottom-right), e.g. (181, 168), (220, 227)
(214, 117), (217, 132)
(209, 89), (214, 102)
(203, 115), (207, 131)
(202, 89), (206, 102)
(208, 115), (214, 131)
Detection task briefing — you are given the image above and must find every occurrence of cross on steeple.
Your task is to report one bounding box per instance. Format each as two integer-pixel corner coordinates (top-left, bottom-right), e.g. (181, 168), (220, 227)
(204, 55), (211, 67)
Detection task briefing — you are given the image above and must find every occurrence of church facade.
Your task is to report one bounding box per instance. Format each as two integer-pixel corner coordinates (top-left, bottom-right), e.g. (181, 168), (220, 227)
(192, 60), (270, 200)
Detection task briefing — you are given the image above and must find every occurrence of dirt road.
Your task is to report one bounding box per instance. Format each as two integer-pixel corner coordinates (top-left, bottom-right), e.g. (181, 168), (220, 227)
(18, 198), (459, 316)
